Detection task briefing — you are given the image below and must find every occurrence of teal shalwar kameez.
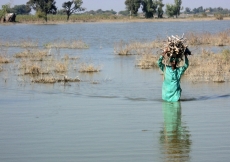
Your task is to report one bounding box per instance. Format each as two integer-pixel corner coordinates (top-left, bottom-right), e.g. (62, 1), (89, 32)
(157, 56), (189, 102)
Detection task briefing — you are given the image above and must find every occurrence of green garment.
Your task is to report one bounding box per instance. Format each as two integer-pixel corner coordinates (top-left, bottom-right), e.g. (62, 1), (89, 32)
(162, 102), (182, 133)
(157, 56), (189, 102)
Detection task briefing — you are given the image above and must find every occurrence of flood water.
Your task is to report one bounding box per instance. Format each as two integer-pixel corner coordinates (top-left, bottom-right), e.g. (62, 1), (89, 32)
(1, 20), (230, 162)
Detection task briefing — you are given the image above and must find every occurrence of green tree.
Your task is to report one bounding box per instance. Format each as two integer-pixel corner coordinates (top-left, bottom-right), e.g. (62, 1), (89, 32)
(0, 4), (10, 20)
(125, 0), (141, 16)
(157, 0), (164, 18)
(174, 0), (182, 17)
(184, 7), (191, 14)
(165, 0), (182, 18)
(217, 7), (223, 12)
(192, 8), (198, 14)
(197, 6), (204, 13)
(26, 0), (57, 22)
(9, 4), (31, 15)
(206, 7), (213, 13)
(62, 0), (85, 21)
(141, 0), (158, 18)
(165, 4), (176, 17)
(96, 9), (103, 14)
(83, 9), (116, 15)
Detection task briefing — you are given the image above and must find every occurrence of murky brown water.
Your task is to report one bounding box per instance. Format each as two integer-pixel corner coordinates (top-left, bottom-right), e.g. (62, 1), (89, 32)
(1, 20), (230, 162)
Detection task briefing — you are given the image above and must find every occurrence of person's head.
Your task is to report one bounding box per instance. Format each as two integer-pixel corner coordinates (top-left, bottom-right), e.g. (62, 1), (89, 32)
(170, 57), (178, 68)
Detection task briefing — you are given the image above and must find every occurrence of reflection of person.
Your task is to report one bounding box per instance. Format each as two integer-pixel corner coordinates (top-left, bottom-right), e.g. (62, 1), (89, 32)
(157, 50), (189, 102)
(159, 102), (191, 161)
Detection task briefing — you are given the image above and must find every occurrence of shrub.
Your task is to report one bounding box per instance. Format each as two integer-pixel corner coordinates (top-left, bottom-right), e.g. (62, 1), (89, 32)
(222, 49), (230, 61)
(215, 13), (224, 20)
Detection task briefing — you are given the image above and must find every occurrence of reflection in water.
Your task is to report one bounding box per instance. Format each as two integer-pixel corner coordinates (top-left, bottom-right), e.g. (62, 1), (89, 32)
(159, 102), (192, 162)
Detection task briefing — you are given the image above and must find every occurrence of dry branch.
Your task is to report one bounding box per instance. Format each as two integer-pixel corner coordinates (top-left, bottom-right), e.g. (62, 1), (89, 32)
(163, 34), (191, 63)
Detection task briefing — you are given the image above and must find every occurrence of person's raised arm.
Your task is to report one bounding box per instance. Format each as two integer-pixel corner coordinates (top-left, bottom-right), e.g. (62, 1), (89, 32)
(179, 54), (189, 75)
(157, 48), (168, 72)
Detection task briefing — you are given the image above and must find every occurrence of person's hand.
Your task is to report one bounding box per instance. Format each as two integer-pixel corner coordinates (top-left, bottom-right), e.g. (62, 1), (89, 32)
(162, 47), (169, 56)
(164, 47), (169, 53)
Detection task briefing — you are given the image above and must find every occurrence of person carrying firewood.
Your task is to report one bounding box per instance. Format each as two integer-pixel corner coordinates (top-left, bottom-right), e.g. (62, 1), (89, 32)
(157, 48), (189, 102)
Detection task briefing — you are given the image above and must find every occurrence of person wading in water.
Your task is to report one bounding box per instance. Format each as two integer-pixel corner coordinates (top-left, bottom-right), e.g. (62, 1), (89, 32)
(157, 48), (189, 102)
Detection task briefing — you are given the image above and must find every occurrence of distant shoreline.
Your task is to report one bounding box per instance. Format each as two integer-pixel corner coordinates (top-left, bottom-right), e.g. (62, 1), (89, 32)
(1, 16), (230, 25)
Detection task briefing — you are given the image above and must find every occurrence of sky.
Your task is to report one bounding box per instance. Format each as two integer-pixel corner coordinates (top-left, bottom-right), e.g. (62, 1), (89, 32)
(0, 0), (230, 12)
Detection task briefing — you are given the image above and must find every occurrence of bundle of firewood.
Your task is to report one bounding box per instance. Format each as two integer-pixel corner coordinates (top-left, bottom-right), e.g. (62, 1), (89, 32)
(163, 34), (191, 63)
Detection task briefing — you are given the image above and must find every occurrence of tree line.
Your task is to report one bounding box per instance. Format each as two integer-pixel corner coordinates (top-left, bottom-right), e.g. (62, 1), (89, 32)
(124, 0), (182, 18)
(0, 0), (85, 22)
(184, 6), (230, 14)
(0, 0), (183, 21)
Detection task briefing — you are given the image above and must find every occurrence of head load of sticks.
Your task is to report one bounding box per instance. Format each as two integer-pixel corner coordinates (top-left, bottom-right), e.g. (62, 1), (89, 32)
(162, 34), (191, 63)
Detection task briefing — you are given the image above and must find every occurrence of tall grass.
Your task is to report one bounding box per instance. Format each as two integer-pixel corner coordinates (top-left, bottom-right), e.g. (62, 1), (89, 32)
(14, 49), (50, 59)
(136, 54), (159, 69)
(183, 49), (230, 82)
(79, 63), (101, 73)
(114, 40), (162, 55)
(0, 39), (38, 48)
(134, 45), (230, 82)
(0, 55), (11, 63)
(115, 30), (230, 58)
(0, 47), (12, 64)
(185, 30), (230, 46)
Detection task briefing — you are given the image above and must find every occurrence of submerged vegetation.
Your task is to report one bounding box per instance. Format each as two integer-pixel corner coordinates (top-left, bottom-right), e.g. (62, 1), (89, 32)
(79, 63), (101, 73)
(185, 49), (230, 82)
(1, 30), (230, 84)
(186, 30), (230, 46)
(0, 37), (99, 84)
(114, 39), (162, 55)
(0, 39), (88, 49)
(0, 55), (11, 63)
(0, 39), (39, 48)
(115, 29), (230, 55)
(136, 54), (158, 69)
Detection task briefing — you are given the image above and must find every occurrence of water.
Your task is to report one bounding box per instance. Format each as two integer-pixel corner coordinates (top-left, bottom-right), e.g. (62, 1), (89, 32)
(1, 20), (230, 162)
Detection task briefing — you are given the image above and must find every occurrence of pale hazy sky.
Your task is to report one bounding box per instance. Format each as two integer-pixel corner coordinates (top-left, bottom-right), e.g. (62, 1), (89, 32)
(0, 0), (230, 12)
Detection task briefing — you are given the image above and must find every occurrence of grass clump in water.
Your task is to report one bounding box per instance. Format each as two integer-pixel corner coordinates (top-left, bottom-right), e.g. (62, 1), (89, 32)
(185, 30), (230, 46)
(114, 40), (162, 55)
(185, 49), (230, 82)
(62, 54), (79, 61)
(14, 49), (50, 59)
(54, 61), (68, 73)
(19, 60), (50, 75)
(0, 55), (11, 64)
(221, 49), (230, 61)
(0, 39), (38, 48)
(79, 63), (101, 73)
(32, 75), (80, 84)
(136, 54), (159, 69)
(32, 76), (56, 84)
